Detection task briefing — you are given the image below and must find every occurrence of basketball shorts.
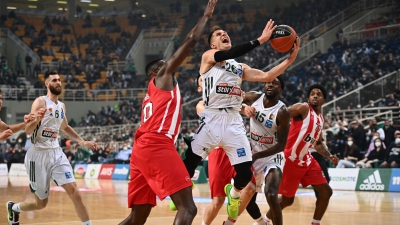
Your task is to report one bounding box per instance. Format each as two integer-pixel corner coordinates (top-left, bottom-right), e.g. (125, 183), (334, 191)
(128, 133), (192, 207)
(208, 147), (236, 198)
(279, 156), (327, 197)
(191, 109), (252, 165)
(25, 146), (76, 200)
(252, 152), (285, 193)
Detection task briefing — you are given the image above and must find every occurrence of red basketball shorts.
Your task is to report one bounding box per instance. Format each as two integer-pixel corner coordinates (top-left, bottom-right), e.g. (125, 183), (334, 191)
(128, 133), (192, 207)
(279, 156), (327, 197)
(208, 147), (236, 198)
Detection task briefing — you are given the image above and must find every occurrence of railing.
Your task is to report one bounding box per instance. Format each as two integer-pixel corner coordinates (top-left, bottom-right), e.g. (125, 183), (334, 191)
(322, 70), (400, 116)
(41, 61), (59, 72)
(107, 61), (128, 71)
(0, 28), (40, 64)
(126, 29), (145, 60)
(2, 87), (148, 102)
(340, 24), (400, 44)
(61, 124), (138, 138)
(342, 8), (381, 33)
(142, 28), (178, 39)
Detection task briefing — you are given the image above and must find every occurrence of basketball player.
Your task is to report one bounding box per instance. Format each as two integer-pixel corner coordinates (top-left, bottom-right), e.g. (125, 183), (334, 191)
(6, 70), (98, 225)
(224, 76), (290, 225)
(264, 84), (339, 225)
(0, 89), (35, 141)
(118, 1), (217, 225)
(195, 75), (236, 225)
(183, 24), (300, 220)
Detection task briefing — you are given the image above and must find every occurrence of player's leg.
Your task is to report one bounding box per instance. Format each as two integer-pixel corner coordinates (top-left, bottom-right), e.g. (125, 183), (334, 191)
(264, 168), (282, 225)
(310, 152), (330, 198)
(238, 182), (256, 216)
(119, 204), (152, 225)
(302, 159), (332, 224)
(170, 187), (198, 225)
(203, 149), (233, 225)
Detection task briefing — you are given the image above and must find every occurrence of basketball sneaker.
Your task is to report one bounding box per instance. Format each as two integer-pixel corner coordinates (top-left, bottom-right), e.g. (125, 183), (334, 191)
(224, 184), (241, 220)
(252, 214), (272, 225)
(169, 181), (195, 211)
(6, 201), (20, 225)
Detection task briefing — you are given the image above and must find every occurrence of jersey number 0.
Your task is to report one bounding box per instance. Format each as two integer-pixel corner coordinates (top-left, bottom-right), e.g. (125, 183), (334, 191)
(143, 102), (153, 122)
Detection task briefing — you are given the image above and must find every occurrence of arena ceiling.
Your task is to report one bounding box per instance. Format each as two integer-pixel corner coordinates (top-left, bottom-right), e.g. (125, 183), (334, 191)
(7, 0), (290, 13)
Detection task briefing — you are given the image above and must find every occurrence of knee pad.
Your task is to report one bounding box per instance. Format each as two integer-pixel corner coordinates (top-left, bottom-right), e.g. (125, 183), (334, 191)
(233, 161), (253, 190)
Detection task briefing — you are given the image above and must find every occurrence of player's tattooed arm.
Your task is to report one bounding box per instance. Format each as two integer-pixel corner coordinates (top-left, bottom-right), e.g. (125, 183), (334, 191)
(314, 136), (339, 167)
(252, 106), (290, 163)
(60, 105), (98, 150)
(25, 97), (47, 134)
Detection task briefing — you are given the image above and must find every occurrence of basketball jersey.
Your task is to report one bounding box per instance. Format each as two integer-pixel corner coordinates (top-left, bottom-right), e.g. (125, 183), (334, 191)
(284, 103), (324, 166)
(31, 96), (64, 149)
(250, 94), (285, 157)
(202, 59), (243, 111)
(136, 77), (182, 142)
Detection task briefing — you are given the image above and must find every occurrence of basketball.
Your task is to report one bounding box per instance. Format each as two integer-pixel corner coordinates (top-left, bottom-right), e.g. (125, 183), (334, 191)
(270, 25), (297, 53)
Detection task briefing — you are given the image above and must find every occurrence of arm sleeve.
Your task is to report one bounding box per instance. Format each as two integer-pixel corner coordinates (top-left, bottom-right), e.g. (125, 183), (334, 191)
(214, 40), (260, 62)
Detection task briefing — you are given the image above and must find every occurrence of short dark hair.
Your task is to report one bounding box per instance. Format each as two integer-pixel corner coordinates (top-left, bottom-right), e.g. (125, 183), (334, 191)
(277, 76), (285, 91)
(307, 84), (327, 100)
(145, 59), (163, 77)
(44, 70), (58, 80)
(208, 25), (223, 46)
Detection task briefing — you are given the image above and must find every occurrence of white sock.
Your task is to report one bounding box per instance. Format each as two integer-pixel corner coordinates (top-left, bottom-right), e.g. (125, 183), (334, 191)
(255, 216), (266, 225)
(202, 221), (208, 225)
(312, 219), (321, 224)
(12, 203), (21, 213)
(224, 218), (236, 225)
(82, 220), (92, 225)
(230, 187), (240, 198)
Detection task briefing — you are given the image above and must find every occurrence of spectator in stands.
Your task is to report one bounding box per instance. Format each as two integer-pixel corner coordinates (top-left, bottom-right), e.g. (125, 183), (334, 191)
(384, 120), (397, 147)
(356, 138), (386, 168)
(24, 54), (32, 76)
(5, 147), (20, 171)
(74, 144), (91, 164)
(336, 137), (361, 168)
(366, 119), (385, 143)
(386, 93), (399, 106)
(113, 143), (131, 164)
(380, 131), (400, 168)
(349, 120), (365, 152)
(177, 141), (187, 160)
(63, 146), (75, 165)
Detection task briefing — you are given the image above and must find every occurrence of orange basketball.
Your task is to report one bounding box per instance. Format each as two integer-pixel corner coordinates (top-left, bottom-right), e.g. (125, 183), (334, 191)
(270, 25), (297, 53)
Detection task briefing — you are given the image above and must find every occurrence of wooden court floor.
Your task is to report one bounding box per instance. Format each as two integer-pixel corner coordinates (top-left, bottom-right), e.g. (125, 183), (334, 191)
(1, 176), (399, 225)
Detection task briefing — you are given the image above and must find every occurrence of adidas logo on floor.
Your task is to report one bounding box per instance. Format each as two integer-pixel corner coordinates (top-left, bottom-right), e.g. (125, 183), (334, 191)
(359, 170), (385, 191)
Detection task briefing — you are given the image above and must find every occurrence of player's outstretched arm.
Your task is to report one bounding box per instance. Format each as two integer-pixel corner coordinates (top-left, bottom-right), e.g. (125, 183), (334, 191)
(252, 105), (290, 163)
(60, 105), (98, 150)
(240, 91), (262, 118)
(314, 136), (339, 167)
(202, 19), (277, 66)
(25, 97), (47, 134)
(158, 0), (217, 80)
(241, 37), (300, 82)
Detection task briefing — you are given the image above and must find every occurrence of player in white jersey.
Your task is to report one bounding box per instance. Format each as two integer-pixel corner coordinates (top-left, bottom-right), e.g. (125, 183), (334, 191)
(182, 21), (300, 222)
(6, 71), (98, 225)
(225, 76), (290, 225)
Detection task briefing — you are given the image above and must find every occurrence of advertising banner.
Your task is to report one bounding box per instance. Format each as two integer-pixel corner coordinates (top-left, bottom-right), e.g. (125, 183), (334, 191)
(389, 169), (400, 192)
(112, 164), (130, 180)
(84, 164), (102, 179)
(73, 164), (88, 179)
(356, 169), (392, 192)
(98, 164), (116, 179)
(328, 168), (359, 190)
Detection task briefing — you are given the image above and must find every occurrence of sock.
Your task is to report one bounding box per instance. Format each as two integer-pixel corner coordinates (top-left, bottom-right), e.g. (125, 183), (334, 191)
(255, 216), (267, 225)
(202, 221), (208, 225)
(230, 187), (240, 198)
(312, 219), (321, 225)
(12, 203), (21, 213)
(82, 220), (92, 225)
(224, 218), (236, 225)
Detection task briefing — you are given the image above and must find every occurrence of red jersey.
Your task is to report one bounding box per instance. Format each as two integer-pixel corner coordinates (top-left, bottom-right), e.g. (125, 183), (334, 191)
(135, 78), (182, 142)
(284, 103), (323, 166)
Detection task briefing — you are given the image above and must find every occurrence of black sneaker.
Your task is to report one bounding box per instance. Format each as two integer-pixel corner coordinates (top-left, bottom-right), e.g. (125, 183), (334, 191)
(6, 201), (19, 225)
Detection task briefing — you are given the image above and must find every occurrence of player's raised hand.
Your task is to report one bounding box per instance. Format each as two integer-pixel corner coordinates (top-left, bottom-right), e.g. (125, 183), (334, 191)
(79, 141), (99, 150)
(244, 106), (256, 118)
(288, 36), (301, 63)
(258, 19), (277, 44)
(36, 108), (47, 120)
(204, 0), (218, 18)
(0, 129), (13, 140)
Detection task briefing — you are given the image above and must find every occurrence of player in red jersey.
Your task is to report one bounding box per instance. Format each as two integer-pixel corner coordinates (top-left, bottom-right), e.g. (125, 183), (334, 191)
(119, 1), (217, 225)
(262, 84), (339, 225)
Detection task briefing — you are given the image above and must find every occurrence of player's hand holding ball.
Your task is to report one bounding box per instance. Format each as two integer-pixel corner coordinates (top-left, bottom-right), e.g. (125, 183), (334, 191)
(258, 19), (277, 44)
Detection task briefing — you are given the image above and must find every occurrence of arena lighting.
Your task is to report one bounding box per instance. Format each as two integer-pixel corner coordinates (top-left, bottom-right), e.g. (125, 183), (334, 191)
(136, 2), (138, 5)
(28, 5), (37, 8)
(81, 0), (91, 3)
(28, 0), (38, 2)
(89, 3), (99, 7)
(105, 0), (115, 1)
(7, 6), (17, 9)
(57, 1), (67, 4)
(87, 10), (92, 13)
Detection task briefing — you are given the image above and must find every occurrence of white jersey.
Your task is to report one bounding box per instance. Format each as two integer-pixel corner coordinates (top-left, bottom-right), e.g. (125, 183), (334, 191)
(250, 94), (285, 156)
(30, 96), (65, 149)
(202, 59), (243, 111)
